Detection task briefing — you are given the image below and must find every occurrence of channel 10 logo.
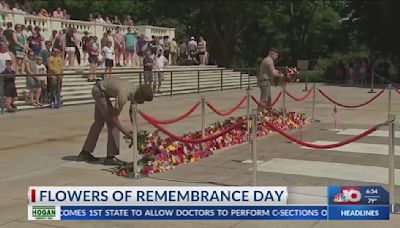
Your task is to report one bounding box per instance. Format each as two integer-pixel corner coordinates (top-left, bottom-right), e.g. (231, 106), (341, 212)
(333, 187), (361, 204)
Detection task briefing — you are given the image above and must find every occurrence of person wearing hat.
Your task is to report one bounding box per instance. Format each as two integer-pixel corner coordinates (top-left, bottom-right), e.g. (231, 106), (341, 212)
(47, 48), (64, 108)
(188, 36), (197, 53)
(79, 77), (153, 165)
(257, 47), (283, 109)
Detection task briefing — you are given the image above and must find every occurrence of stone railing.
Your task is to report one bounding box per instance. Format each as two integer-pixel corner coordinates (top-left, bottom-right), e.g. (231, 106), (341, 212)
(0, 9), (175, 41)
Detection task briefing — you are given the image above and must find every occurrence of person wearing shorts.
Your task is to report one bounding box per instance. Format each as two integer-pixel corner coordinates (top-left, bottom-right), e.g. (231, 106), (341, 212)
(198, 36), (207, 66)
(25, 51), (41, 107)
(88, 36), (100, 81)
(102, 40), (114, 77)
(13, 24), (26, 74)
(124, 27), (137, 67)
(65, 27), (77, 67)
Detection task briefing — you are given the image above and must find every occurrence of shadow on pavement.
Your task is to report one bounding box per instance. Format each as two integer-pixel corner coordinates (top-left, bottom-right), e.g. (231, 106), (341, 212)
(62, 155), (82, 161)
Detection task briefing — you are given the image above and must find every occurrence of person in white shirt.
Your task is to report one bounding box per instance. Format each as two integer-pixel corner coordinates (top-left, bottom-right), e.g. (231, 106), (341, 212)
(154, 49), (168, 92)
(188, 36), (198, 64)
(102, 40), (114, 77)
(95, 14), (105, 24)
(188, 36), (197, 53)
(36, 57), (47, 103)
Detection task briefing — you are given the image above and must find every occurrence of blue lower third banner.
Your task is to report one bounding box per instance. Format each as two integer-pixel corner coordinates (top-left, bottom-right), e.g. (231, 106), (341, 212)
(328, 205), (389, 220)
(60, 206), (328, 220)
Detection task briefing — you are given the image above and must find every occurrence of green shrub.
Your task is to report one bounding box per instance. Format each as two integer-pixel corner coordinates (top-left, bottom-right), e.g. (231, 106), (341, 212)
(299, 70), (325, 82)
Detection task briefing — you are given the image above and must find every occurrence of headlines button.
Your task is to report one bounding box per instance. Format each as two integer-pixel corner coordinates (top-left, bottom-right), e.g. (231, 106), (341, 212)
(328, 205), (389, 220)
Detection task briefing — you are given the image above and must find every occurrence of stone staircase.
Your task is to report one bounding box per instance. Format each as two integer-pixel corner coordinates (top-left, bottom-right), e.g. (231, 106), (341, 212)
(13, 65), (258, 110)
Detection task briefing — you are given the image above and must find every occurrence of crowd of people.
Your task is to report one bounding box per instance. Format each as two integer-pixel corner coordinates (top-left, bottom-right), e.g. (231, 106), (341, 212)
(0, 1), (71, 19)
(0, 17), (208, 113)
(333, 57), (390, 85)
(0, 0), (136, 26)
(140, 35), (208, 93)
(0, 21), (64, 113)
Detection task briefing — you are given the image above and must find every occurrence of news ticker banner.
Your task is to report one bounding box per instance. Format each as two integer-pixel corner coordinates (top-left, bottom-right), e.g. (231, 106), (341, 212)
(28, 186), (390, 220)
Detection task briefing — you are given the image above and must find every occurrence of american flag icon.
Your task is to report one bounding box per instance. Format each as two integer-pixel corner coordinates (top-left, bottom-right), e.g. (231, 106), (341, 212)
(332, 105), (340, 123)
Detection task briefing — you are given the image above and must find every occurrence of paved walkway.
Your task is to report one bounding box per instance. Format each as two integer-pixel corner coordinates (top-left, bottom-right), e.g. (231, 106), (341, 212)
(1, 83), (400, 228)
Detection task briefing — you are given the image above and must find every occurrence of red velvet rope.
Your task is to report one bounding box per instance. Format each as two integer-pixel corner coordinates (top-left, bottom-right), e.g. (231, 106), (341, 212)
(139, 102), (200, 124)
(265, 121), (379, 149)
(285, 88), (313, 102)
(206, 96), (247, 116)
(396, 88), (400, 95)
(318, 88), (385, 108)
(251, 92), (282, 109)
(139, 110), (244, 144)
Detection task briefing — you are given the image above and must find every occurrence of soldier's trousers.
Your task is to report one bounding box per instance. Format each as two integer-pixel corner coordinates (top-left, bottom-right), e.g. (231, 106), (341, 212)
(82, 85), (120, 157)
(259, 81), (272, 109)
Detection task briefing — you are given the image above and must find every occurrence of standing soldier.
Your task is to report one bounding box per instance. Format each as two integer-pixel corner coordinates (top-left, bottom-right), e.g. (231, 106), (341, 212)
(78, 78), (153, 165)
(257, 47), (283, 109)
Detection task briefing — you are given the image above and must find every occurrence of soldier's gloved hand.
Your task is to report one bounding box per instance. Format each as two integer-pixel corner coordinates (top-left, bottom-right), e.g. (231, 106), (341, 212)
(125, 131), (133, 140)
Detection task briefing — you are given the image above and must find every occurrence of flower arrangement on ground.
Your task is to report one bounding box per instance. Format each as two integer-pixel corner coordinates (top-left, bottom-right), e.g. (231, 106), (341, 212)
(111, 109), (307, 177)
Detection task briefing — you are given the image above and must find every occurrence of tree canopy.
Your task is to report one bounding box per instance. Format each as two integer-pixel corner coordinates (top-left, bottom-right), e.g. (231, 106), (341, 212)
(22, 0), (400, 70)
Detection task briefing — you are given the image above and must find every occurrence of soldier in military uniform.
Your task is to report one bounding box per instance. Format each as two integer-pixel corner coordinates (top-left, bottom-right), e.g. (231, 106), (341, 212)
(257, 47), (283, 109)
(78, 77), (153, 165)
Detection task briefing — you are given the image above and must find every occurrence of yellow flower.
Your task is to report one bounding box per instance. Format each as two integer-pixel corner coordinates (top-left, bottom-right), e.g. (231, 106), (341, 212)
(167, 145), (176, 151)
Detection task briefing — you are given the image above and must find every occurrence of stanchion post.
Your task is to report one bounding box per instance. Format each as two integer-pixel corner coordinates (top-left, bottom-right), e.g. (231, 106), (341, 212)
(368, 69), (376, 93)
(220, 70), (223, 91)
(247, 71), (250, 89)
(56, 75), (60, 107)
(197, 70), (200, 93)
(388, 84), (392, 117)
(252, 109), (258, 186)
(170, 71), (173, 96)
(303, 73), (308, 91)
(282, 82), (286, 120)
(201, 95), (206, 150)
(131, 103), (139, 179)
(312, 83), (316, 121)
(246, 88), (251, 142)
(0, 76), (4, 114)
(240, 71), (243, 89)
(388, 114), (399, 213)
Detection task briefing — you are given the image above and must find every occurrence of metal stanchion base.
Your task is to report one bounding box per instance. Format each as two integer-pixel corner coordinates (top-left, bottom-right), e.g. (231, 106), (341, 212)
(391, 204), (400, 214)
(368, 90), (377, 93)
(311, 119), (321, 123)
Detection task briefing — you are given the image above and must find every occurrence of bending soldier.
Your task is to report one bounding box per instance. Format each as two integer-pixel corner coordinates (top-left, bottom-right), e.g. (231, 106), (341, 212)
(79, 77), (153, 165)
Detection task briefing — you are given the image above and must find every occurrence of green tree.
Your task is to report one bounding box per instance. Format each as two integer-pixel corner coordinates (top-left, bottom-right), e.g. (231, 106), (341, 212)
(256, 0), (342, 66)
(347, 1), (400, 63)
(24, 0), (352, 68)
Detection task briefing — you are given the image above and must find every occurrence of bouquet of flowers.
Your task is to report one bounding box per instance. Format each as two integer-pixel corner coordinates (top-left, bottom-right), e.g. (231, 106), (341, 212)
(272, 67), (300, 86)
